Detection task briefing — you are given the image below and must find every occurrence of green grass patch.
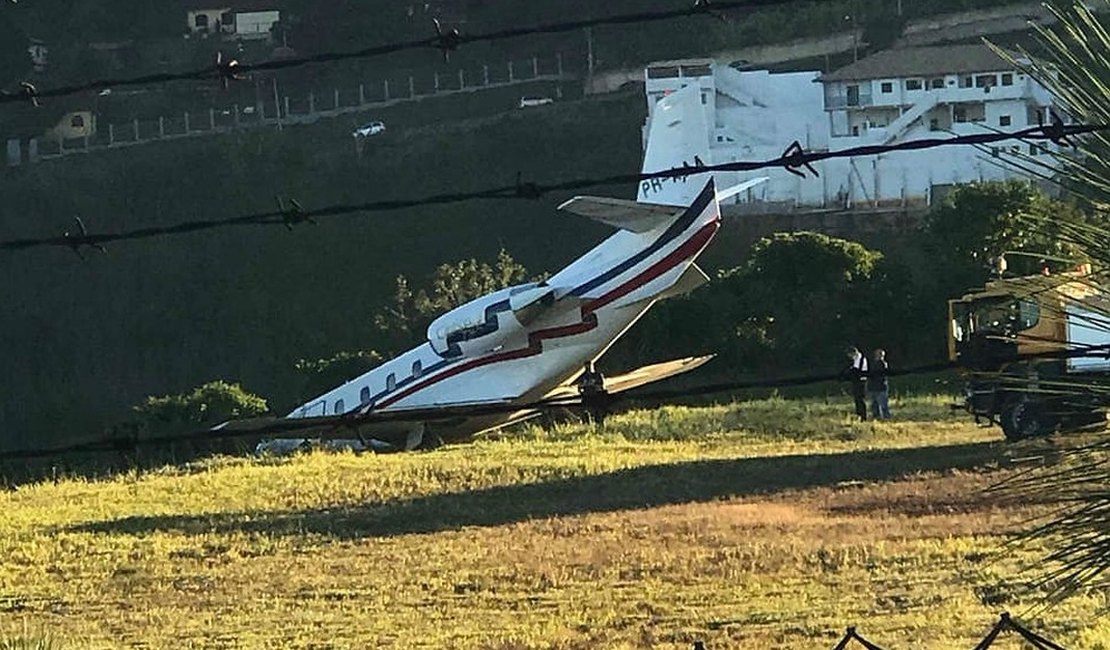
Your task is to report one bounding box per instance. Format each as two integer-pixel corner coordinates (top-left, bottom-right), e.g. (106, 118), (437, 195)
(0, 393), (1100, 649)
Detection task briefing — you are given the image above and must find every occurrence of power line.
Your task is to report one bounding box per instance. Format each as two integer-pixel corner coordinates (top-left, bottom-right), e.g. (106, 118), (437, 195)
(2, 359), (957, 461)
(0, 0), (801, 106)
(1, 123), (1104, 255)
(7, 340), (1110, 461)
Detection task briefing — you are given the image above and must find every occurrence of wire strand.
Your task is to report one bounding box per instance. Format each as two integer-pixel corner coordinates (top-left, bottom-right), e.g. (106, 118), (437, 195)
(0, 0), (802, 105)
(2, 123), (1104, 254)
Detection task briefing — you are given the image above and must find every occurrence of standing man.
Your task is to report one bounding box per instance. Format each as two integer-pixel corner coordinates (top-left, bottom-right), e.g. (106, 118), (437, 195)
(576, 361), (608, 426)
(868, 349), (891, 420)
(843, 346), (868, 421)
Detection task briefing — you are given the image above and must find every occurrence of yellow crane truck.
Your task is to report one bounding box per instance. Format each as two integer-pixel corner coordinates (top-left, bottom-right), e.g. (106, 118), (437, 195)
(947, 266), (1110, 440)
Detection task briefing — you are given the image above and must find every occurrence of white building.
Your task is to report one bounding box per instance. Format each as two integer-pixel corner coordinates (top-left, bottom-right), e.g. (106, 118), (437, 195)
(642, 45), (1059, 211)
(185, 2), (280, 41)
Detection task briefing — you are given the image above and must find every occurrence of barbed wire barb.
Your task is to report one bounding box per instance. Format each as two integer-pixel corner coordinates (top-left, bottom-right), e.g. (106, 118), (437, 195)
(781, 140), (819, 178)
(63, 216), (107, 260)
(432, 18), (463, 62)
(276, 197), (314, 230)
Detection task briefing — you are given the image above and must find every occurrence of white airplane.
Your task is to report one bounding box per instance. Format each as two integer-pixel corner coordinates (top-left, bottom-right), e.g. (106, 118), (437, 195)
(225, 85), (768, 452)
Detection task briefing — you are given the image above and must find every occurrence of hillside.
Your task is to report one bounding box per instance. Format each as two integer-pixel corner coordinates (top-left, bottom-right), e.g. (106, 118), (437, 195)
(0, 91), (641, 449)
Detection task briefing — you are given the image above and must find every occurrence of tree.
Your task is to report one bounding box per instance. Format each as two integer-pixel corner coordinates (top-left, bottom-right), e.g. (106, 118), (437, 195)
(0, 15), (30, 90)
(372, 249), (531, 354)
(925, 181), (1091, 290)
(131, 381), (269, 429)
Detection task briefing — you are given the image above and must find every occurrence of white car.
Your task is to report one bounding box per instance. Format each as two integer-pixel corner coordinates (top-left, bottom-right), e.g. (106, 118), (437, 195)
(518, 96), (553, 108)
(353, 121), (386, 137)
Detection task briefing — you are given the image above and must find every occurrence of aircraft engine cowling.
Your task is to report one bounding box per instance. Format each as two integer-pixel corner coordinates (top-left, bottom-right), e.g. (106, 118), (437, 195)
(426, 286), (528, 357)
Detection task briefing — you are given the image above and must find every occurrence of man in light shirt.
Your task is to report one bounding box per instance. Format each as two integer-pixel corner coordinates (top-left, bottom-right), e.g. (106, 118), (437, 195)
(843, 346), (868, 421)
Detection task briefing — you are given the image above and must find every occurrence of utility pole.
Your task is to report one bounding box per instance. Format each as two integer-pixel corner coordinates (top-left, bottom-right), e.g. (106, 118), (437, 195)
(271, 77), (282, 131)
(586, 27), (595, 89)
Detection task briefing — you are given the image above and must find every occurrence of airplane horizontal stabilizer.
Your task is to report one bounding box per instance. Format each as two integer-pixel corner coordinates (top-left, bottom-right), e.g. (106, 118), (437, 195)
(556, 195), (679, 233)
(657, 263), (710, 301)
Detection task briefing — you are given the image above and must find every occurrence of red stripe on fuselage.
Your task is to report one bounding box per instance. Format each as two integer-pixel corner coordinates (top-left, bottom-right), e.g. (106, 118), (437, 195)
(374, 221), (718, 409)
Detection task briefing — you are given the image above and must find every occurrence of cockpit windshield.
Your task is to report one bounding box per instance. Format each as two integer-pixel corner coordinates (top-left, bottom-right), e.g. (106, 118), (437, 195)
(952, 296), (1040, 343)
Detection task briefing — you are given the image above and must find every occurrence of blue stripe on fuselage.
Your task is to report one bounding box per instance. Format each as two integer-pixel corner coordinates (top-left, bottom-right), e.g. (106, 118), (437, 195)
(568, 181), (714, 298)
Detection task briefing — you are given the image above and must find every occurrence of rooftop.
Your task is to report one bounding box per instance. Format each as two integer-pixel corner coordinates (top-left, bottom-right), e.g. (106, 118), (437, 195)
(820, 44), (1023, 82)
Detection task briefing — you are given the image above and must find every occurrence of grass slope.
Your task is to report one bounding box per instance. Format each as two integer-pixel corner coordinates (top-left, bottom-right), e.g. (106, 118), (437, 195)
(1, 394), (1106, 649)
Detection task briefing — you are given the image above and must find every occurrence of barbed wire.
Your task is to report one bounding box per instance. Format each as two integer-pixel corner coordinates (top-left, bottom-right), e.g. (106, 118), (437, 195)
(2, 123), (1104, 255)
(6, 339), (1110, 461)
(0, 0), (801, 106)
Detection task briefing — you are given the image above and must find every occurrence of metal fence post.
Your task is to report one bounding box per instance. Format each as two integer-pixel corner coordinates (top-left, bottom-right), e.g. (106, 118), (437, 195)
(508, 61), (514, 81)
(409, 76), (415, 98)
(209, 108), (215, 130)
(159, 116), (165, 138)
(557, 53), (564, 77)
(483, 65), (490, 85)
(434, 72), (439, 92)
(383, 80), (389, 101)
(183, 112), (190, 133)
(458, 69), (465, 88)
(533, 56), (539, 77)
(334, 88), (340, 110)
(308, 92), (315, 114)
(359, 83), (366, 104)
(108, 123), (114, 145)
(133, 119), (140, 141)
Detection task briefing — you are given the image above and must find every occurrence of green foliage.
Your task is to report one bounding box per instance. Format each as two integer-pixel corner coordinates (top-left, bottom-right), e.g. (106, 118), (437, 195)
(294, 350), (384, 398)
(132, 381), (269, 428)
(861, 7), (908, 51)
(725, 232), (888, 369)
(924, 181), (1091, 288)
(0, 15), (30, 89)
(372, 249), (532, 354)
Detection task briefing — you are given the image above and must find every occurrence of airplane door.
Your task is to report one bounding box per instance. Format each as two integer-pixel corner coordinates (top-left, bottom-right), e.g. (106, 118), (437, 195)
(299, 400), (326, 418)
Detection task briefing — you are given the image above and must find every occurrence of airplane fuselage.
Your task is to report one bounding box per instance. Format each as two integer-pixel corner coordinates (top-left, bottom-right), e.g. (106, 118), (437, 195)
(285, 182), (721, 447)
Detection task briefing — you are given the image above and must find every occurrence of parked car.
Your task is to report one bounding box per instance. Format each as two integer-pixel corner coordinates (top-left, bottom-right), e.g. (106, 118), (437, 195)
(518, 96), (553, 108)
(353, 120), (386, 137)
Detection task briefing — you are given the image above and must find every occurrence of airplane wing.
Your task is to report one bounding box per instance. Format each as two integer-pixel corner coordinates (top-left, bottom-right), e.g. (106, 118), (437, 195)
(212, 400), (541, 453)
(556, 195), (679, 233)
(544, 354), (716, 401)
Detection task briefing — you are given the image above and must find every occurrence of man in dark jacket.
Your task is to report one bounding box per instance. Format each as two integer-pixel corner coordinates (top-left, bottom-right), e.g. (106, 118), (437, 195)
(867, 348), (891, 420)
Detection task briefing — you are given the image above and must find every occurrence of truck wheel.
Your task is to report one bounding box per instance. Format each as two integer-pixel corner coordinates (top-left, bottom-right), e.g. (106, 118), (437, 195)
(1000, 397), (1055, 441)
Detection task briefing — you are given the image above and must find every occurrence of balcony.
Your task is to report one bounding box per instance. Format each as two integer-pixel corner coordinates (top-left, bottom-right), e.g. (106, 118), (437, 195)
(825, 92), (873, 110)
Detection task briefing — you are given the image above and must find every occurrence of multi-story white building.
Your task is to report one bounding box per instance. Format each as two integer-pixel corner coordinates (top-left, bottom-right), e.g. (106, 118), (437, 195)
(642, 45), (1059, 211)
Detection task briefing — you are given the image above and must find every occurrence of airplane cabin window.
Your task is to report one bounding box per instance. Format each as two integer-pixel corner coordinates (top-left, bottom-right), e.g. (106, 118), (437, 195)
(360, 386), (371, 405)
(387, 373), (396, 392)
(334, 399), (345, 414)
(412, 360), (423, 378)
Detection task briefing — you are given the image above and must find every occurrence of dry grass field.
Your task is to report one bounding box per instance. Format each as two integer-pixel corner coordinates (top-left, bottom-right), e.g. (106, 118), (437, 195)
(1, 394), (1107, 649)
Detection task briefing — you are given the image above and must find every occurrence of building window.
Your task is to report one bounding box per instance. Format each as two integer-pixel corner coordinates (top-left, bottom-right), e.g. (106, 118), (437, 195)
(851, 125), (859, 136)
(929, 78), (945, 89)
(700, 92), (707, 105)
(905, 79), (922, 91)
(1001, 73), (1014, 86)
(974, 74), (996, 88)
(999, 115), (1011, 127)
(960, 76), (973, 88)
(220, 11), (234, 26)
(70, 115), (85, 128)
(360, 386), (371, 405)
(386, 373), (396, 392)
(929, 118), (940, 131)
(846, 84), (860, 106)
(880, 82), (893, 93)
(991, 147), (1001, 157)
(412, 360), (422, 378)
(194, 14), (209, 28)
(334, 399), (345, 414)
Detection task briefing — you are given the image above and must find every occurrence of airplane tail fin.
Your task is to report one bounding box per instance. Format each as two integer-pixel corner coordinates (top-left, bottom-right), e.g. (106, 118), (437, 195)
(637, 84), (712, 208)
